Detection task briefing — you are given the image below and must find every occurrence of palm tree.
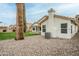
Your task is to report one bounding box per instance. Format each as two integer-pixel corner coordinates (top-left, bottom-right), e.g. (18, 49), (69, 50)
(15, 3), (25, 40)
(23, 4), (27, 32)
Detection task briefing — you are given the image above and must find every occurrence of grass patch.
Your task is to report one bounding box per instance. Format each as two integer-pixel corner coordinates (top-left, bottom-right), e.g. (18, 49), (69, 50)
(25, 32), (40, 36)
(0, 32), (16, 40)
(0, 32), (40, 41)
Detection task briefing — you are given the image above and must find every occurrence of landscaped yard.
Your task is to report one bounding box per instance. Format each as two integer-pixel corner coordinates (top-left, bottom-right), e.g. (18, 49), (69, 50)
(0, 34), (79, 56)
(0, 32), (79, 56)
(0, 32), (40, 40)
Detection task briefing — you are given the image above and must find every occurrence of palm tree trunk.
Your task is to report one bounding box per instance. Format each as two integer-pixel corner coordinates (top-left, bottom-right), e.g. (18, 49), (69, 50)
(15, 3), (24, 40)
(23, 4), (27, 32)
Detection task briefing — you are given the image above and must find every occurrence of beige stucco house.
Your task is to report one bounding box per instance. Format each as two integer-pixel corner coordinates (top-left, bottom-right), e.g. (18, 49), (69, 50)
(32, 22), (41, 33)
(32, 8), (78, 39)
(0, 22), (32, 32)
(8, 23), (32, 32)
(0, 26), (7, 32)
(26, 23), (32, 32)
(7, 25), (16, 32)
(0, 22), (8, 32)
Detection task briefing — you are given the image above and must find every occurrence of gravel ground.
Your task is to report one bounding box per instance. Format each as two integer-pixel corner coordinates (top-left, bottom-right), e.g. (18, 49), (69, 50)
(0, 34), (79, 56)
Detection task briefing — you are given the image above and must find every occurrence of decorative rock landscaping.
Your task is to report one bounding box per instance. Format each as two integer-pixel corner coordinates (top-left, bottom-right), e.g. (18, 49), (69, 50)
(0, 35), (79, 56)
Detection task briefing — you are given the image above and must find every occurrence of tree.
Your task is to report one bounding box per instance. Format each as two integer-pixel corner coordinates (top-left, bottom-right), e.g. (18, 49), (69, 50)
(23, 4), (27, 32)
(15, 3), (24, 40)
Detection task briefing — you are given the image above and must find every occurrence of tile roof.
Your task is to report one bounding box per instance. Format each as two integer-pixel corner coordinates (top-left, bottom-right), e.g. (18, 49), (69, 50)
(33, 14), (77, 26)
(36, 14), (74, 24)
(54, 15), (74, 20)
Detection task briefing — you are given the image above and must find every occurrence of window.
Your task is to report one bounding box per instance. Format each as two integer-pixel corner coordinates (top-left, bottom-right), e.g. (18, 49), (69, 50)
(61, 23), (67, 33)
(78, 18), (79, 20)
(42, 25), (46, 32)
(33, 27), (35, 30)
(3, 30), (6, 32)
(13, 29), (16, 32)
(39, 27), (41, 31)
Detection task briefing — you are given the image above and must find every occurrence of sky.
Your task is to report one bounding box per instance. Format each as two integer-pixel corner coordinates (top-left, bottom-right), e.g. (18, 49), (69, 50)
(0, 3), (79, 25)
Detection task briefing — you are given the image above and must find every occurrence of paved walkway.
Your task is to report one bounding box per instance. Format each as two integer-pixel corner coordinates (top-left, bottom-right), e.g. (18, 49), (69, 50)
(0, 35), (79, 56)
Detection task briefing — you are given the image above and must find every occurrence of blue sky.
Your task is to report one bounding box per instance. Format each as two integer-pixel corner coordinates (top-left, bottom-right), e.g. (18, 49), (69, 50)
(0, 3), (79, 25)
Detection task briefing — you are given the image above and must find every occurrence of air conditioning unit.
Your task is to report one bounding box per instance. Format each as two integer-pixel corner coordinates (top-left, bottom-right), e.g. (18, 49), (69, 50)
(45, 32), (51, 39)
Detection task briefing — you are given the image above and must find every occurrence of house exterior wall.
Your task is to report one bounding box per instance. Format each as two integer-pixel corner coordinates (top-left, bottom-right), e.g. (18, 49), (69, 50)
(26, 23), (32, 32)
(53, 18), (72, 39)
(71, 23), (78, 37)
(41, 8), (78, 39)
(46, 9), (55, 34)
(0, 27), (13, 32)
(41, 20), (48, 36)
(32, 23), (41, 33)
(7, 28), (13, 32)
(32, 26), (37, 32)
(41, 17), (78, 39)
(0, 28), (4, 32)
(46, 9), (72, 39)
(76, 25), (78, 33)
(34, 9), (78, 39)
